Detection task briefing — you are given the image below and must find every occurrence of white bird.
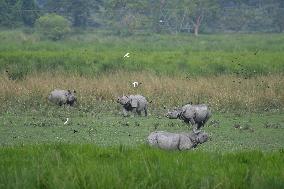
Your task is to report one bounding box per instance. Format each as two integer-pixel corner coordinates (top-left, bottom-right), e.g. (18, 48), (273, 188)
(123, 52), (130, 58)
(132, 81), (139, 88)
(64, 118), (69, 125)
(159, 20), (164, 23)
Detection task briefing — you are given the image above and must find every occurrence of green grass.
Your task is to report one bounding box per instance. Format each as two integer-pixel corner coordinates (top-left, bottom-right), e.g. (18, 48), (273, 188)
(1, 108), (283, 151)
(0, 145), (283, 189)
(0, 110), (283, 188)
(0, 104), (282, 189)
(0, 30), (284, 77)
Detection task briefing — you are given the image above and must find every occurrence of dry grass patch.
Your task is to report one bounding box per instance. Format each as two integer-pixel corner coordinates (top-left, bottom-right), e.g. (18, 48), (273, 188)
(0, 71), (283, 112)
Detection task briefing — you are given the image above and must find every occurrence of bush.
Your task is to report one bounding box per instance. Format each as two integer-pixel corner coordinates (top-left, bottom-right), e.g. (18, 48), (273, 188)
(35, 14), (71, 40)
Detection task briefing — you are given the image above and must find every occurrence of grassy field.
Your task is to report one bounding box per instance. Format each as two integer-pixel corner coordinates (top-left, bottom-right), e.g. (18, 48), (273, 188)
(1, 30), (284, 77)
(0, 104), (283, 188)
(0, 30), (283, 188)
(0, 145), (283, 189)
(0, 109), (284, 151)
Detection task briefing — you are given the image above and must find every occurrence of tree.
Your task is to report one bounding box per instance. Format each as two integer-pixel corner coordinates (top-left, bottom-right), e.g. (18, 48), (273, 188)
(0, 0), (10, 26)
(21, 0), (39, 26)
(43, 0), (100, 27)
(68, 0), (94, 27)
(154, 0), (219, 36)
(0, 0), (22, 27)
(35, 14), (71, 40)
(271, 1), (284, 32)
(103, 0), (149, 35)
(184, 0), (219, 36)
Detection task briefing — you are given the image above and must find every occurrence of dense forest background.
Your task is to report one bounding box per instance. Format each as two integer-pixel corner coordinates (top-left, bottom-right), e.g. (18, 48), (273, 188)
(1, 0), (284, 35)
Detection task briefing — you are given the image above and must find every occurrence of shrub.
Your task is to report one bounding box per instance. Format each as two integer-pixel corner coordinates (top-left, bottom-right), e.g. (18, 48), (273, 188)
(35, 14), (71, 40)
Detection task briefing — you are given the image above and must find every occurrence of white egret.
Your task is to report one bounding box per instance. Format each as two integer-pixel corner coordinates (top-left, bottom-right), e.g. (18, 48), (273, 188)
(64, 118), (69, 125)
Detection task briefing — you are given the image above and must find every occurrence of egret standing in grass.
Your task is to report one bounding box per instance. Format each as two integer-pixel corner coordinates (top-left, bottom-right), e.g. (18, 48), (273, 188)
(64, 118), (69, 125)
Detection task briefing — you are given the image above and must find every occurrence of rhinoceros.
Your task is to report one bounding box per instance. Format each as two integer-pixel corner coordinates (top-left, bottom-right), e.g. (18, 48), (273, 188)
(147, 130), (208, 151)
(117, 94), (148, 116)
(166, 104), (211, 131)
(48, 89), (77, 106)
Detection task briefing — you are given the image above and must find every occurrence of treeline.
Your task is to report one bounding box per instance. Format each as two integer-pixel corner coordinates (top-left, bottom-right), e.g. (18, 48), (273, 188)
(0, 0), (284, 35)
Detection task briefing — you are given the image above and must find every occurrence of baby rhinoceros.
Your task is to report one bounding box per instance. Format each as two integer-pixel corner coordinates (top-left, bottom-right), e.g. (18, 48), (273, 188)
(166, 104), (211, 132)
(48, 89), (77, 106)
(147, 131), (208, 151)
(117, 95), (148, 116)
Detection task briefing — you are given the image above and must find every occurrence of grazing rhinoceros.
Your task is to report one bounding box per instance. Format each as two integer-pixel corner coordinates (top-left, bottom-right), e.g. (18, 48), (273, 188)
(166, 104), (211, 132)
(147, 130), (208, 151)
(48, 89), (77, 106)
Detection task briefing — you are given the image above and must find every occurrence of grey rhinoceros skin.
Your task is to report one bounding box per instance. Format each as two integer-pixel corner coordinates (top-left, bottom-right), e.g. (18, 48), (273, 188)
(48, 89), (77, 106)
(166, 104), (211, 130)
(117, 94), (148, 116)
(147, 131), (208, 151)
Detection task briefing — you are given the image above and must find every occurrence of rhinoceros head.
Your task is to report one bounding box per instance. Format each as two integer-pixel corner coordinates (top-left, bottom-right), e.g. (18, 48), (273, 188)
(117, 95), (129, 105)
(66, 90), (77, 106)
(195, 131), (209, 144)
(166, 108), (182, 119)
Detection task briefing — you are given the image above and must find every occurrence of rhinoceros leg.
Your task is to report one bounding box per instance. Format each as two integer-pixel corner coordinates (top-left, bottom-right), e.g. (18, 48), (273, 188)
(196, 122), (204, 130)
(122, 108), (129, 117)
(137, 110), (142, 116)
(144, 106), (148, 116)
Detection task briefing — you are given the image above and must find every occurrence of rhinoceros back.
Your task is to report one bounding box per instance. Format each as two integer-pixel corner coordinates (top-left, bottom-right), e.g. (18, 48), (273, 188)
(193, 104), (211, 122)
(147, 131), (180, 150)
(48, 89), (68, 105)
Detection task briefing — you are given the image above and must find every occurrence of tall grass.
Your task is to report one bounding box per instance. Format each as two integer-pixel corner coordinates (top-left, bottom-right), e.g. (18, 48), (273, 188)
(0, 144), (283, 189)
(0, 30), (284, 77)
(0, 30), (283, 112)
(0, 72), (283, 113)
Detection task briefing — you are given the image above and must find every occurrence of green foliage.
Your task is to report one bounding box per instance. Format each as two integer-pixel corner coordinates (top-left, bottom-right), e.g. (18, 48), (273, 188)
(0, 0), (39, 27)
(271, 4), (284, 32)
(1, 0), (284, 33)
(67, 0), (99, 27)
(21, 0), (39, 26)
(103, 0), (150, 36)
(164, 0), (220, 35)
(100, 0), (284, 34)
(44, 0), (100, 27)
(0, 144), (283, 188)
(35, 14), (71, 40)
(0, 0), (22, 27)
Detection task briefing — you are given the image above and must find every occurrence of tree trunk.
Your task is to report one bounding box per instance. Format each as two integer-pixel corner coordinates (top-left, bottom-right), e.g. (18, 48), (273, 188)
(194, 25), (199, 36)
(193, 15), (202, 37)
